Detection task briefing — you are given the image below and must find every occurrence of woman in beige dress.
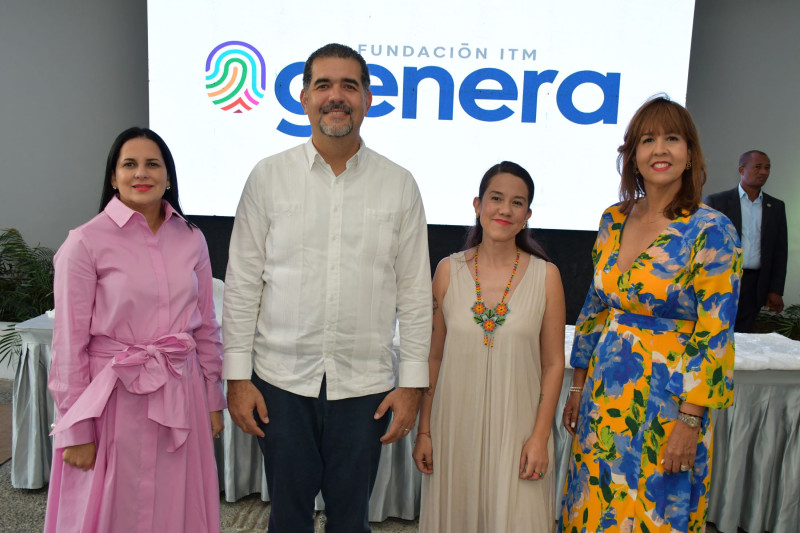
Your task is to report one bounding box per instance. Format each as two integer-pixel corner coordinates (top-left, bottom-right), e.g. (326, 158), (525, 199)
(414, 161), (566, 532)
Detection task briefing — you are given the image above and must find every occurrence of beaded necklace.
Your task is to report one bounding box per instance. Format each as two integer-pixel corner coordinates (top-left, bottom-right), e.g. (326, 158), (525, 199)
(471, 245), (520, 347)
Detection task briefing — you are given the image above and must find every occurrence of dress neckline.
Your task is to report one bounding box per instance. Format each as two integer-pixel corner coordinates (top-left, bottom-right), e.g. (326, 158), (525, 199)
(462, 250), (534, 308)
(614, 208), (682, 275)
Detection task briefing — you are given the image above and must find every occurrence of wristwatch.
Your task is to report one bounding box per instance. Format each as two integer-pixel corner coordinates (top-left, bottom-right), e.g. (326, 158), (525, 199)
(677, 412), (702, 429)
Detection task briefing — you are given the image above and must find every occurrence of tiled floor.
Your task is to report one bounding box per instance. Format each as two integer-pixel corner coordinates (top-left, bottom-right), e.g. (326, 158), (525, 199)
(222, 496), (418, 532)
(0, 403), (11, 464)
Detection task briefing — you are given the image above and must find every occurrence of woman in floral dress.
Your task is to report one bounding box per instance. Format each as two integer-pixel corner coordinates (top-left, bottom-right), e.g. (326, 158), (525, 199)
(560, 97), (742, 533)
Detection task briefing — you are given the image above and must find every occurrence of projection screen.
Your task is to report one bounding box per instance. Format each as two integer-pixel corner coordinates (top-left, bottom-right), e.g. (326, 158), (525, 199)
(148, 0), (696, 230)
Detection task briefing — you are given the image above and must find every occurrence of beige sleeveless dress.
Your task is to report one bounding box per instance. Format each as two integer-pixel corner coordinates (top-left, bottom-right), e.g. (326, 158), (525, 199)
(419, 251), (555, 533)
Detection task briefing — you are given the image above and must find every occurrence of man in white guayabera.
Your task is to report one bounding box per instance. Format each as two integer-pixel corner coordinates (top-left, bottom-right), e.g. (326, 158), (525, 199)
(222, 43), (432, 532)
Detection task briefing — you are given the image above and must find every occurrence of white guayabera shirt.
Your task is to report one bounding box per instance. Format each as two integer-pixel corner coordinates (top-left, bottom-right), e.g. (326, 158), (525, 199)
(222, 140), (432, 400)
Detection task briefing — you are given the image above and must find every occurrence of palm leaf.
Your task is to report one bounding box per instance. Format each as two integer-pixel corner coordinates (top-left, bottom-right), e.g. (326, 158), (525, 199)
(0, 228), (55, 365)
(0, 324), (21, 368)
(754, 305), (800, 341)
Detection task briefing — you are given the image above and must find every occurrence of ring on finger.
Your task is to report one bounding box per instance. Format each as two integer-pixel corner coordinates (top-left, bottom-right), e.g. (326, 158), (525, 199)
(680, 464), (690, 472)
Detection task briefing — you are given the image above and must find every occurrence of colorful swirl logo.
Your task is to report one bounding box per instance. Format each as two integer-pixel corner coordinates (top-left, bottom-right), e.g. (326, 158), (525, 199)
(205, 41), (267, 113)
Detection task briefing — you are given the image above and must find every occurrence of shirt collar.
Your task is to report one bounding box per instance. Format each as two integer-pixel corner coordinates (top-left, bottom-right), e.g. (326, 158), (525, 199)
(303, 138), (367, 171)
(738, 183), (763, 203)
(104, 195), (181, 228)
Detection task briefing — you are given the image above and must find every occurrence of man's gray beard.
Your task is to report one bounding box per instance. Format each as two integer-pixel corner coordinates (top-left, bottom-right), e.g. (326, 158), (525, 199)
(320, 118), (353, 137)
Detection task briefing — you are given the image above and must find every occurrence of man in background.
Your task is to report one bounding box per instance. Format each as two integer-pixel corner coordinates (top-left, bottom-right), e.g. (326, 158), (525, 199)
(704, 150), (787, 332)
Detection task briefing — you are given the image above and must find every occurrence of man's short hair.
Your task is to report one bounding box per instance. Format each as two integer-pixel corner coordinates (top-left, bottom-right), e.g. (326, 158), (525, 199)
(739, 150), (769, 168)
(302, 43), (370, 92)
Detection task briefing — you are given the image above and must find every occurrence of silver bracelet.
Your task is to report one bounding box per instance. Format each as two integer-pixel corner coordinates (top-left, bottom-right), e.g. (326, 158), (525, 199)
(568, 386), (583, 394)
(677, 412), (702, 429)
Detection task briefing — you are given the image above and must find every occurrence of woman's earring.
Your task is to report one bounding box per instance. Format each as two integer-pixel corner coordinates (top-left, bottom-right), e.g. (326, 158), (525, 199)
(685, 161), (692, 170)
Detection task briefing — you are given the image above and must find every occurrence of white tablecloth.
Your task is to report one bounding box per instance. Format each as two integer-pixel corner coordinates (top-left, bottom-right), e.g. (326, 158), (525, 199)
(12, 317), (800, 528)
(11, 313), (55, 489)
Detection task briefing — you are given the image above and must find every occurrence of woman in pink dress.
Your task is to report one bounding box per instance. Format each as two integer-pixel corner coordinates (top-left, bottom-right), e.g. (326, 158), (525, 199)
(44, 127), (226, 532)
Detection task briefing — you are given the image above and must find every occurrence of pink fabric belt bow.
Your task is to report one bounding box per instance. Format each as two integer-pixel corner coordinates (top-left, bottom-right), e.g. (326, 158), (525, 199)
(50, 333), (197, 452)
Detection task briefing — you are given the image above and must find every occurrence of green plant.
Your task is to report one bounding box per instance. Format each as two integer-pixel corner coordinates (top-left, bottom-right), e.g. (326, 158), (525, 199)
(0, 228), (55, 366)
(753, 304), (800, 341)
(0, 323), (21, 368)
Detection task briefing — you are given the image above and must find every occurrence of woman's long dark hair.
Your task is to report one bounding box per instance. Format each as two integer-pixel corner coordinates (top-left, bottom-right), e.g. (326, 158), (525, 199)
(99, 127), (192, 228)
(464, 161), (550, 261)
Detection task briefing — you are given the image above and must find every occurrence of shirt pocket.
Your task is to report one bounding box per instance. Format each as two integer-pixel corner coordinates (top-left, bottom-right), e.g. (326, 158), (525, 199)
(362, 208), (399, 258)
(267, 202), (303, 262)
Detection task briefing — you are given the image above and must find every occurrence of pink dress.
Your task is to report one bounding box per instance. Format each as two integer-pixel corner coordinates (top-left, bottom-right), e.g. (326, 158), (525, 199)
(44, 197), (226, 533)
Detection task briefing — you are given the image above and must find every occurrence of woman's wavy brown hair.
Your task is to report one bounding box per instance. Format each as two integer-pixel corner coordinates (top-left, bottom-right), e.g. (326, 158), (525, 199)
(617, 96), (706, 218)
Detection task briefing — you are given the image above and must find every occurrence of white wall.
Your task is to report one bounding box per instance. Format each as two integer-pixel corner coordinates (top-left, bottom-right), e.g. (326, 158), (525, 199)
(687, 0), (800, 304)
(1, 1), (798, 303)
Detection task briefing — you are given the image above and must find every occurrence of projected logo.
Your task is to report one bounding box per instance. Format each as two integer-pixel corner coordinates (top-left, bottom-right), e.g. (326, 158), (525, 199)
(205, 41), (267, 113)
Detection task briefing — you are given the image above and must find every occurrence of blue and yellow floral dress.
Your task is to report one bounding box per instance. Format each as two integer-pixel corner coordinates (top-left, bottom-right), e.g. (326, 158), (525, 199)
(560, 203), (741, 533)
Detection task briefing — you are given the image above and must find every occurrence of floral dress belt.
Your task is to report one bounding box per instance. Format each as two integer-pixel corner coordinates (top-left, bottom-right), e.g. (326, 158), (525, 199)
(607, 307), (696, 334)
(50, 333), (197, 452)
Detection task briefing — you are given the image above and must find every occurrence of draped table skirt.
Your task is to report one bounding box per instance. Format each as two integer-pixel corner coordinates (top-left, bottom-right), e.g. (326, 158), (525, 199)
(12, 317), (800, 529)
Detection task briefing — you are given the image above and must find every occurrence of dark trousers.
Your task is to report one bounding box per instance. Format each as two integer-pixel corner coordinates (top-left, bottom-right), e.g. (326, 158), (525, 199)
(735, 268), (760, 333)
(251, 372), (390, 533)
